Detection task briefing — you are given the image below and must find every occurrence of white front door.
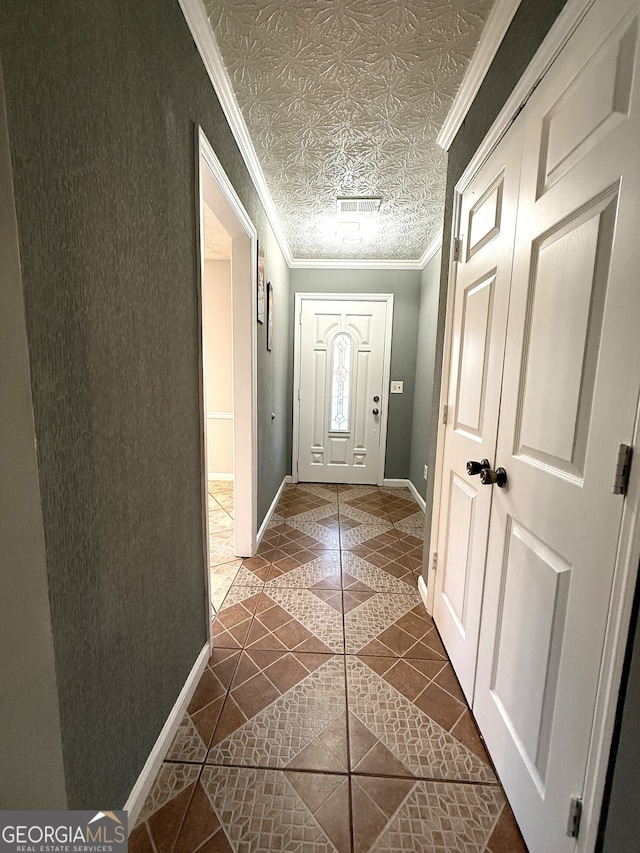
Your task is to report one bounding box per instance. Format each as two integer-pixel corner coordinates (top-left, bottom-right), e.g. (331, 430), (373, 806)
(471, 0), (640, 850)
(432, 119), (523, 702)
(295, 295), (393, 485)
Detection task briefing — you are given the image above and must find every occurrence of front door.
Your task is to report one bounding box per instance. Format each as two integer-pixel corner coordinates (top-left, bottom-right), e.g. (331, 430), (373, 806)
(471, 0), (640, 850)
(295, 295), (393, 485)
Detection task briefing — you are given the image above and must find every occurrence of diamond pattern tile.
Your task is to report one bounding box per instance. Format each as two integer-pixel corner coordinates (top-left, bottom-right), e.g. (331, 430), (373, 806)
(201, 766), (350, 852)
(347, 656), (494, 782)
(245, 588), (344, 653)
(207, 652), (347, 772)
(144, 486), (528, 853)
(351, 777), (511, 853)
(266, 547), (342, 588)
(344, 593), (446, 657)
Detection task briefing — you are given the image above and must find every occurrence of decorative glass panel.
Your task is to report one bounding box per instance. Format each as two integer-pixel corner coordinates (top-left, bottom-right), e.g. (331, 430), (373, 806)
(330, 333), (351, 432)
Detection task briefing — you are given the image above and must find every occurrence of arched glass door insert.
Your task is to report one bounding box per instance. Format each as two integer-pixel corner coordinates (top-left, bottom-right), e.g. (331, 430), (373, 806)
(330, 332), (351, 432)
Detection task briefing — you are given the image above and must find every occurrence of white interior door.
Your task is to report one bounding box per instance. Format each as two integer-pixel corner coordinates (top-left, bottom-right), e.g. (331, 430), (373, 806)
(432, 122), (523, 702)
(295, 295), (392, 485)
(472, 0), (640, 849)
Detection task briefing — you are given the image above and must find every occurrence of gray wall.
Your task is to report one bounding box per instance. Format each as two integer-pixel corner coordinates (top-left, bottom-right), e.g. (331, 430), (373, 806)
(289, 268), (421, 480)
(0, 65), (67, 809)
(257, 230), (291, 521)
(0, 0), (289, 808)
(408, 250), (441, 499)
(428, 0), (639, 846)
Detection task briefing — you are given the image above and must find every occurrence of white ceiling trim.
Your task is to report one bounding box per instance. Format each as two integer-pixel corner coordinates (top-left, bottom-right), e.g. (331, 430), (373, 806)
(178, 0), (294, 266)
(456, 0), (596, 193)
(418, 231), (443, 268)
(289, 258), (424, 271)
(272, 232), (442, 271)
(437, 0), (523, 151)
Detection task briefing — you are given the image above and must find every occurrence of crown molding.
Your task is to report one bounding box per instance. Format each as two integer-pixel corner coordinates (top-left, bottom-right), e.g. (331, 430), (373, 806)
(289, 257), (425, 270)
(178, 0), (293, 266)
(418, 231), (443, 268)
(437, 0), (523, 151)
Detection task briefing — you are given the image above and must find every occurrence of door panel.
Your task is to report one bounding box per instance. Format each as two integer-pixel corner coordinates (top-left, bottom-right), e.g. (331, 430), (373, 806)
(473, 0), (640, 849)
(433, 123), (524, 702)
(296, 298), (391, 485)
(516, 193), (616, 479)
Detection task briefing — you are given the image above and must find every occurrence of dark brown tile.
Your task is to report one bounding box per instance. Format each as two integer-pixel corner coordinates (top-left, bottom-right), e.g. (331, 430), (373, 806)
(413, 682), (466, 731)
(147, 784), (196, 853)
(128, 823), (154, 853)
(487, 802), (529, 852)
(231, 670), (280, 718)
(351, 776), (414, 853)
(173, 781), (221, 853)
(451, 710), (493, 765)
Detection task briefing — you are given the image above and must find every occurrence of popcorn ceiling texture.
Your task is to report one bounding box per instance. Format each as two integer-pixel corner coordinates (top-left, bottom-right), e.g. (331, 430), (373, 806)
(205, 0), (495, 259)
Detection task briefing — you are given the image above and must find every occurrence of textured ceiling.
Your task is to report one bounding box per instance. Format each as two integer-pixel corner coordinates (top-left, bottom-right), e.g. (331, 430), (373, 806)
(204, 0), (495, 261)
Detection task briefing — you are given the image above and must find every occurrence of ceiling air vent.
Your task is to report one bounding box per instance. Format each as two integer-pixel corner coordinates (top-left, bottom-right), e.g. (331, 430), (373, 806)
(337, 197), (381, 214)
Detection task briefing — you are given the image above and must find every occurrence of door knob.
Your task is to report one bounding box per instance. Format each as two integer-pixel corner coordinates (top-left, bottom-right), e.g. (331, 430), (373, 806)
(373, 395), (380, 403)
(467, 459), (490, 476)
(480, 467), (508, 487)
(372, 408), (379, 415)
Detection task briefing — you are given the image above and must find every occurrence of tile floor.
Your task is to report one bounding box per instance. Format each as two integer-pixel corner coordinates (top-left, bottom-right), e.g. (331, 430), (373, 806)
(130, 482), (528, 853)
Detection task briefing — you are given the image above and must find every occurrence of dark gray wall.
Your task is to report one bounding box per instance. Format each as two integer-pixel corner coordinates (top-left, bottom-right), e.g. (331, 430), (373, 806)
(0, 65), (67, 809)
(257, 229), (291, 521)
(0, 0), (289, 808)
(408, 250), (441, 499)
(289, 268), (421, 480)
(598, 571), (640, 852)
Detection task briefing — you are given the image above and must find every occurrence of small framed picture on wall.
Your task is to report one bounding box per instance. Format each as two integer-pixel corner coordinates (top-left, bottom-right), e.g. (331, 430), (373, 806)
(267, 281), (274, 351)
(257, 242), (265, 324)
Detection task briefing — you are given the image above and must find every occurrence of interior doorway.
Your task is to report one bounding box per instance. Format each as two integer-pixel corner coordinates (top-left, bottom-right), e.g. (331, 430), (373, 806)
(197, 128), (258, 625)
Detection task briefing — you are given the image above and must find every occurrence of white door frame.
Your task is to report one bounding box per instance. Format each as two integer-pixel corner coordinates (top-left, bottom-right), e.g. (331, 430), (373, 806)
(197, 128), (258, 639)
(292, 292), (394, 486)
(426, 0), (640, 845)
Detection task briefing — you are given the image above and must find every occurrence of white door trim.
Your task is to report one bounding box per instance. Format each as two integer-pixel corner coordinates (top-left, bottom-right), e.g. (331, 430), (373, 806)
(292, 293), (394, 486)
(197, 128), (258, 632)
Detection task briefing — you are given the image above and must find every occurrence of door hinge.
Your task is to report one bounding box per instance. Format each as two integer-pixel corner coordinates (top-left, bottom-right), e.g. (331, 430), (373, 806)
(432, 552), (438, 573)
(442, 404), (449, 425)
(453, 237), (462, 262)
(566, 796), (582, 838)
(297, 387), (300, 401)
(613, 444), (633, 495)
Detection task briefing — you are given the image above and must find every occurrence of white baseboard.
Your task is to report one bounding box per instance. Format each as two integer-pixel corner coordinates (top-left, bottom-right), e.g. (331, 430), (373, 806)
(383, 478), (426, 512)
(123, 642), (210, 828)
(256, 476), (287, 547)
(418, 574), (430, 614)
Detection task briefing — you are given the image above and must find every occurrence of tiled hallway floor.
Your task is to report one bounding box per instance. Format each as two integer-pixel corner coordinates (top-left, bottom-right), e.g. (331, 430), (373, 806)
(130, 483), (527, 852)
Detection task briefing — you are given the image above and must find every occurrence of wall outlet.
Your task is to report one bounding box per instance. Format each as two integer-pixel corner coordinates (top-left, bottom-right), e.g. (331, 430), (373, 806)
(390, 380), (403, 394)
(423, 464), (428, 480)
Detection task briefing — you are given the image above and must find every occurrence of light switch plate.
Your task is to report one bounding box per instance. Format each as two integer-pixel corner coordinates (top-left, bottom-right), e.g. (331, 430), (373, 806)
(390, 380), (403, 394)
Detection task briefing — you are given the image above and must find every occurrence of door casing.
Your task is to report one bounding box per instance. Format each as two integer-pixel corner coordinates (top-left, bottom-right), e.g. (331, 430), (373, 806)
(197, 127), (258, 646)
(292, 292), (394, 486)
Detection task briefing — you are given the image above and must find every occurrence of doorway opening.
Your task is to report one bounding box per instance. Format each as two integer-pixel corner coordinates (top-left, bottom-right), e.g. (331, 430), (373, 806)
(197, 128), (257, 627)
